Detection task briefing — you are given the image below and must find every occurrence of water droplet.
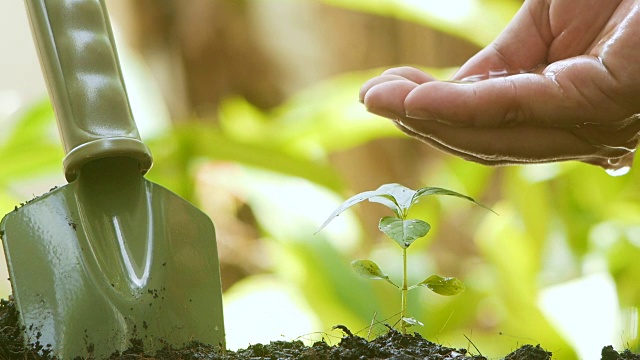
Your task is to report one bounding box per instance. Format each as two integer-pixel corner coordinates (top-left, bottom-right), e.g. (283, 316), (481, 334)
(458, 68), (530, 82)
(605, 154), (633, 177)
(605, 166), (630, 177)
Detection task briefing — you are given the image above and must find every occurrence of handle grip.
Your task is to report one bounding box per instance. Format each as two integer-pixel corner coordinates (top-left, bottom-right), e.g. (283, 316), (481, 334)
(25, 0), (152, 182)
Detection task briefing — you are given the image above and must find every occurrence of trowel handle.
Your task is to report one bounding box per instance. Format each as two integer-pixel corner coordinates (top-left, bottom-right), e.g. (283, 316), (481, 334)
(24, 0), (153, 182)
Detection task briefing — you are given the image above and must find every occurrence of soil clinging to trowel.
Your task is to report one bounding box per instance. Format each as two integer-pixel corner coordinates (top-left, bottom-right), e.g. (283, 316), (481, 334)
(0, 297), (53, 359)
(0, 298), (638, 359)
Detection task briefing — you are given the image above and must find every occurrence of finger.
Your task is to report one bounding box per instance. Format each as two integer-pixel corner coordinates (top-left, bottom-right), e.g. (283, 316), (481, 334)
(360, 75), (418, 104)
(452, 0), (621, 81)
(381, 67), (436, 84)
(362, 80), (418, 120)
(361, 75), (511, 163)
(362, 77), (520, 164)
(359, 67), (436, 103)
(398, 117), (630, 164)
(452, 0), (552, 81)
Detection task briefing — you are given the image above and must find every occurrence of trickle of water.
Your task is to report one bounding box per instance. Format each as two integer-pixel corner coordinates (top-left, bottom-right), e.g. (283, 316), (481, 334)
(454, 67), (638, 177)
(458, 69), (529, 82)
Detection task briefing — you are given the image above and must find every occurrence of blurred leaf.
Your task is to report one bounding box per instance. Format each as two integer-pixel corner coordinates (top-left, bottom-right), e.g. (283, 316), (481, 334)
(606, 224), (640, 307)
(438, 157), (495, 198)
(0, 101), (62, 185)
(504, 169), (552, 255)
(237, 170), (388, 328)
(218, 96), (273, 144)
(378, 216), (430, 249)
(147, 123), (344, 198)
(412, 275), (465, 295)
(4, 100), (55, 149)
(351, 259), (398, 288)
(270, 69), (454, 156)
(320, 0), (521, 47)
(272, 72), (401, 155)
(477, 205), (538, 301)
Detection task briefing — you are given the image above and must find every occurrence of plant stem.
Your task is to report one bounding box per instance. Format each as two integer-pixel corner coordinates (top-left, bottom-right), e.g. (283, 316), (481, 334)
(401, 247), (408, 334)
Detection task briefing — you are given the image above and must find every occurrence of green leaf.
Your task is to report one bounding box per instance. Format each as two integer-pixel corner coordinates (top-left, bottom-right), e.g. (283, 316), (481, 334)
(351, 260), (398, 288)
(318, 183), (494, 234)
(146, 123), (344, 200)
(378, 216), (430, 249)
(367, 195), (399, 215)
(412, 186), (496, 214)
(317, 183), (412, 232)
(402, 317), (424, 327)
(369, 183), (416, 217)
(413, 275), (465, 296)
(269, 70), (406, 155)
(316, 189), (390, 233)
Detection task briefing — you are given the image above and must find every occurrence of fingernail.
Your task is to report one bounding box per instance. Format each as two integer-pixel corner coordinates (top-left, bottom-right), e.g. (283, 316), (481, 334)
(366, 106), (401, 120)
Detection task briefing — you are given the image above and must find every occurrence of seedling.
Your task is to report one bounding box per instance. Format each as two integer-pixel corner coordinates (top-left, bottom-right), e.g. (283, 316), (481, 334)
(317, 183), (493, 334)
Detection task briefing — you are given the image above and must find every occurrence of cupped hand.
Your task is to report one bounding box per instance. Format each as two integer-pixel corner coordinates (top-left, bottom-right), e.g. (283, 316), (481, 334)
(360, 0), (640, 171)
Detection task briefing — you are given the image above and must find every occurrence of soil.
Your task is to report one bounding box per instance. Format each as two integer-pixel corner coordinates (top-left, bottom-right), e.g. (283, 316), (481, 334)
(0, 299), (638, 360)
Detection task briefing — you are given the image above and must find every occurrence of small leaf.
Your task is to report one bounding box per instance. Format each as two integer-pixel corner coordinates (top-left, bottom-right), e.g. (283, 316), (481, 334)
(317, 183), (414, 233)
(351, 260), (398, 287)
(351, 260), (388, 280)
(317, 184), (495, 235)
(378, 216), (430, 249)
(316, 189), (385, 233)
(412, 187), (496, 214)
(414, 275), (465, 296)
(369, 183), (416, 216)
(368, 195), (400, 217)
(402, 317), (424, 327)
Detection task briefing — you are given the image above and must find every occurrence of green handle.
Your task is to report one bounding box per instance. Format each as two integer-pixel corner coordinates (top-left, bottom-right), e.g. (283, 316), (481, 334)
(24, 0), (153, 182)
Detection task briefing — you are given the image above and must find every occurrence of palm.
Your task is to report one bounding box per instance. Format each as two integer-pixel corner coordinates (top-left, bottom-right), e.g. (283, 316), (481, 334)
(360, 0), (640, 170)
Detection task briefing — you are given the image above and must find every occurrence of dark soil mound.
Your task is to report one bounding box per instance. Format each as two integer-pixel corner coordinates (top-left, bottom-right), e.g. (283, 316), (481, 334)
(503, 344), (551, 360)
(108, 327), (487, 360)
(602, 345), (640, 360)
(1, 299), (638, 359)
(224, 325), (488, 360)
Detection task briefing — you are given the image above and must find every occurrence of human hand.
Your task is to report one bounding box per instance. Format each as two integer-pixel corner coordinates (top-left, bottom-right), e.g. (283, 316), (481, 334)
(360, 0), (640, 174)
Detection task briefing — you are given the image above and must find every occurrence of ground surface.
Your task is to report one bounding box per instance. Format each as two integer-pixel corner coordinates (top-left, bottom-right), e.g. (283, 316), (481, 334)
(1, 299), (638, 359)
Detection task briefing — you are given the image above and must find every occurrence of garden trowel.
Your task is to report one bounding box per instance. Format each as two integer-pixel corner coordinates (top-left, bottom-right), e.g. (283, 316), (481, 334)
(0, 0), (225, 358)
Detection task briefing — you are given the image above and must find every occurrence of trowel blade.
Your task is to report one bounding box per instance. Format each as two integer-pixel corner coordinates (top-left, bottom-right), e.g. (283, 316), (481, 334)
(1, 174), (225, 359)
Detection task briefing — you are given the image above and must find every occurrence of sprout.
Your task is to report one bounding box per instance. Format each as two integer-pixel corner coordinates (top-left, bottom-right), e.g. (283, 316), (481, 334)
(318, 183), (494, 334)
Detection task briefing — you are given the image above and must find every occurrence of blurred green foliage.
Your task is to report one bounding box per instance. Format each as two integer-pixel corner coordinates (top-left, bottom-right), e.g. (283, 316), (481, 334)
(317, 0), (522, 46)
(1, 1), (639, 359)
(0, 101), (63, 211)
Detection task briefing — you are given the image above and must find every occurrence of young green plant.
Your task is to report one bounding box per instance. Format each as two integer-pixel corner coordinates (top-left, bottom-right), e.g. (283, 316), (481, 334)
(317, 183), (493, 334)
